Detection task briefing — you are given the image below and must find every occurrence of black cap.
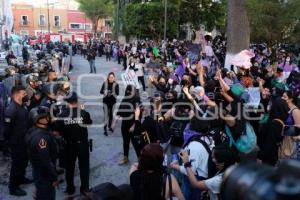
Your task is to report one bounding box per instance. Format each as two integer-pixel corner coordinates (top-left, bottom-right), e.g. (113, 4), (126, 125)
(64, 91), (78, 103)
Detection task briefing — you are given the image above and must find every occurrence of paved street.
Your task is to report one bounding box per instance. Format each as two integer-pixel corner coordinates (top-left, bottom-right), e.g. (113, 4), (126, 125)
(0, 55), (138, 199)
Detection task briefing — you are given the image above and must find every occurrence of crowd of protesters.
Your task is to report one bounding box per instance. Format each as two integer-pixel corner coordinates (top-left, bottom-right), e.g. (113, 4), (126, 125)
(0, 35), (300, 200)
(97, 37), (300, 200)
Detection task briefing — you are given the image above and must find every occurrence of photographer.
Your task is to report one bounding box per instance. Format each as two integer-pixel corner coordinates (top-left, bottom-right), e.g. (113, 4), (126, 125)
(129, 144), (185, 200)
(169, 116), (212, 200)
(100, 72), (119, 136)
(179, 144), (237, 200)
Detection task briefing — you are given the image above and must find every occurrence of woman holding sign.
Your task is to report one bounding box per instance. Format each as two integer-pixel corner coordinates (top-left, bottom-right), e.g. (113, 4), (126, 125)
(100, 72), (119, 136)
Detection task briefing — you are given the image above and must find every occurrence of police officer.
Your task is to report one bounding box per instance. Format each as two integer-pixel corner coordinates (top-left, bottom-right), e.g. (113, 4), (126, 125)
(26, 106), (58, 200)
(56, 92), (92, 194)
(26, 74), (42, 110)
(4, 85), (32, 196)
(40, 83), (58, 109)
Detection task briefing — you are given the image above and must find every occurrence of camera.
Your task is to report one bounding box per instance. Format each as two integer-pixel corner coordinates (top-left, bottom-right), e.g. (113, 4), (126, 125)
(221, 160), (300, 200)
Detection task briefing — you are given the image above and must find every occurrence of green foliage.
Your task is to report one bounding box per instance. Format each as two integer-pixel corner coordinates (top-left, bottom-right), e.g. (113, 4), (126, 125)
(247, 0), (300, 44)
(77, 0), (113, 33)
(122, 2), (179, 40)
(179, 0), (226, 32)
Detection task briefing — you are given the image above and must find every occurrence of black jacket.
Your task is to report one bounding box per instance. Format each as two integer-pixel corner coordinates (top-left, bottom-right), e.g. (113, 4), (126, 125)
(26, 127), (58, 182)
(55, 107), (92, 142)
(4, 101), (30, 145)
(100, 81), (119, 104)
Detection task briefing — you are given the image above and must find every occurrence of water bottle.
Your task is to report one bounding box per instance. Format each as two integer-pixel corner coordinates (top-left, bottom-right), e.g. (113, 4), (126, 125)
(163, 154), (168, 167)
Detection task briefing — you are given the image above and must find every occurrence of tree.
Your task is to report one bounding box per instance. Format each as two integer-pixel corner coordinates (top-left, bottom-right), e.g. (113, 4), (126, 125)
(179, 0), (226, 32)
(122, 2), (179, 40)
(77, 0), (113, 35)
(224, 0), (250, 69)
(247, 0), (300, 44)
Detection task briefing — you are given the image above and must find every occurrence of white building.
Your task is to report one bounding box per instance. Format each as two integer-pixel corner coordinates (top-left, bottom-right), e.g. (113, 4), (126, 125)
(0, 0), (13, 48)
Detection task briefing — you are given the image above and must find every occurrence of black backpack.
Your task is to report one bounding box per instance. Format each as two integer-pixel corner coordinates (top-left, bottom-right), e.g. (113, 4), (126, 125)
(169, 119), (189, 147)
(184, 135), (217, 178)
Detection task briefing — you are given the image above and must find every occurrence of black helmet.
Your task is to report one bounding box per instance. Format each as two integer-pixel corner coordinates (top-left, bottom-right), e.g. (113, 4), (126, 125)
(26, 74), (39, 84)
(30, 106), (50, 124)
(42, 82), (59, 95)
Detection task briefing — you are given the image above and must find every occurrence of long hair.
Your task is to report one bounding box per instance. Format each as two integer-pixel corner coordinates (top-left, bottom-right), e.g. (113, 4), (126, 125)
(213, 144), (237, 173)
(138, 144), (164, 173)
(106, 72), (115, 83)
(137, 144), (165, 200)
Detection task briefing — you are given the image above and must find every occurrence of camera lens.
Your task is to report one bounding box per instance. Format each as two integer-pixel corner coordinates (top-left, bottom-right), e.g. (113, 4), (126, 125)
(221, 162), (276, 200)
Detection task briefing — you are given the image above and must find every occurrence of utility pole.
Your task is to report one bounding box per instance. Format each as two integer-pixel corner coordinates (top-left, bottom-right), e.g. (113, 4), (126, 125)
(47, 0), (50, 33)
(116, 0), (120, 40)
(163, 0), (167, 41)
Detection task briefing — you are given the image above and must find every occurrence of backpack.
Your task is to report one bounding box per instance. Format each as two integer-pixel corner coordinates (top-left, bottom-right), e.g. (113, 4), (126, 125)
(183, 134), (217, 178)
(273, 118), (297, 159)
(169, 119), (189, 147)
(156, 121), (171, 144)
(225, 121), (257, 154)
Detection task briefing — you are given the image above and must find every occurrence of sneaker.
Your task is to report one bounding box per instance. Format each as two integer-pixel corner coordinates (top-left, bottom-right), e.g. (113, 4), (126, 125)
(19, 177), (33, 185)
(104, 131), (108, 136)
(64, 186), (76, 195)
(109, 128), (114, 133)
(10, 188), (27, 196)
(56, 168), (65, 175)
(118, 156), (129, 165)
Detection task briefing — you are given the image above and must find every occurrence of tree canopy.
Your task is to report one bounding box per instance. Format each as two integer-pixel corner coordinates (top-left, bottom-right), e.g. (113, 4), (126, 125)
(247, 0), (300, 44)
(77, 0), (113, 34)
(122, 2), (179, 40)
(179, 0), (226, 32)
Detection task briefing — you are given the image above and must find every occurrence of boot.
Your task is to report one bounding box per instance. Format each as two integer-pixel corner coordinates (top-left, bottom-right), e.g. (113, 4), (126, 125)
(118, 156), (129, 165)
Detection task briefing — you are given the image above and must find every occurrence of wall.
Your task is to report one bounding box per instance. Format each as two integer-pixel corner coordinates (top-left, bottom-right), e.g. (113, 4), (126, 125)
(12, 4), (35, 36)
(33, 7), (68, 35)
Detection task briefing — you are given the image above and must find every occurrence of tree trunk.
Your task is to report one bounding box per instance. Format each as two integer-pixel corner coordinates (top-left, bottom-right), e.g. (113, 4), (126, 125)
(224, 0), (250, 69)
(92, 18), (99, 37)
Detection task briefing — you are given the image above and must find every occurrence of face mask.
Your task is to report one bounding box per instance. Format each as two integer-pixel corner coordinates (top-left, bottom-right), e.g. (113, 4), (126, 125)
(131, 63), (135, 67)
(191, 65), (196, 70)
(22, 95), (29, 103)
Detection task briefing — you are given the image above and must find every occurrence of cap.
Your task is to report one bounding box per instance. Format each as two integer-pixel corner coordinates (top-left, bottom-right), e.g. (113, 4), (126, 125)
(30, 106), (50, 124)
(64, 91), (78, 103)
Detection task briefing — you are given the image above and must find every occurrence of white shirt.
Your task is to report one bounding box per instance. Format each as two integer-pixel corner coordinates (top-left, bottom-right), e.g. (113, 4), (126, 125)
(179, 140), (209, 178)
(204, 173), (223, 200)
(135, 63), (144, 77)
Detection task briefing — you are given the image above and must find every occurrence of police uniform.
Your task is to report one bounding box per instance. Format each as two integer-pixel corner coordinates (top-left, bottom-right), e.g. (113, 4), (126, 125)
(4, 100), (30, 191)
(26, 126), (58, 200)
(26, 85), (42, 110)
(56, 105), (92, 194)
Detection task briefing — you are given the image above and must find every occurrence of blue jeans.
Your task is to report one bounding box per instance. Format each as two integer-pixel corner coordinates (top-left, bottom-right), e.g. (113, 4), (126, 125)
(89, 60), (96, 73)
(182, 175), (204, 200)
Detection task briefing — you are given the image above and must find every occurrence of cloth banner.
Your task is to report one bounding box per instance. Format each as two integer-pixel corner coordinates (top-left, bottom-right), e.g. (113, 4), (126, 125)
(121, 71), (141, 89)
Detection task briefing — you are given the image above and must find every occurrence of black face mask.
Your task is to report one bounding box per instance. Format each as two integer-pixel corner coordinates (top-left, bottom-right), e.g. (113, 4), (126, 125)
(22, 95), (29, 103)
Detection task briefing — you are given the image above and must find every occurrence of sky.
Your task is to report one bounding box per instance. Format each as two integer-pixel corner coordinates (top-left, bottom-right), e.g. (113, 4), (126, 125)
(11, 0), (79, 9)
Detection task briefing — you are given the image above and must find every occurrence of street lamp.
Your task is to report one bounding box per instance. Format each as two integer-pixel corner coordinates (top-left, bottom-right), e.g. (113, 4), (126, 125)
(46, 1), (59, 34)
(164, 0), (167, 41)
(0, 16), (5, 51)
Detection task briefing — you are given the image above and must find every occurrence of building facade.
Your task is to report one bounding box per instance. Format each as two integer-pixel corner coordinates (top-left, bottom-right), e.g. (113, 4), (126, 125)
(12, 4), (35, 36)
(67, 10), (92, 34)
(33, 7), (68, 36)
(11, 0), (113, 38)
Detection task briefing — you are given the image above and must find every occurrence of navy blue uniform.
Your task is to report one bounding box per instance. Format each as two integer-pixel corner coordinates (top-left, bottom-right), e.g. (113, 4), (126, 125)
(26, 127), (58, 200)
(56, 107), (92, 193)
(4, 100), (30, 190)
